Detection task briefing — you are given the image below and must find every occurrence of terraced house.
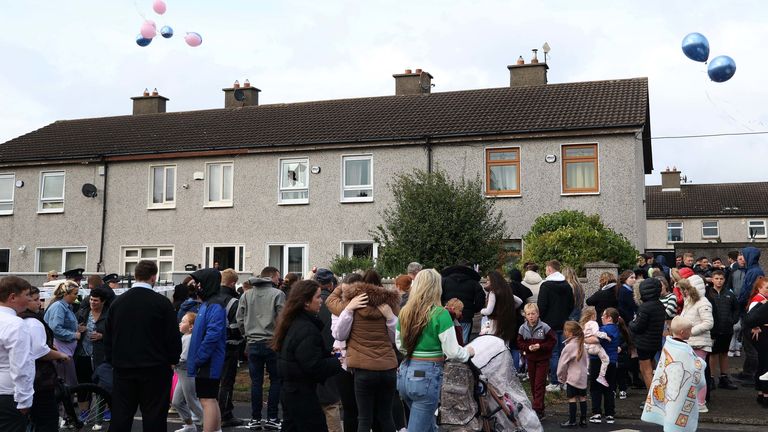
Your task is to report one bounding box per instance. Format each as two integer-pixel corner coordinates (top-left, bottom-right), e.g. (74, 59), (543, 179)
(0, 57), (652, 281)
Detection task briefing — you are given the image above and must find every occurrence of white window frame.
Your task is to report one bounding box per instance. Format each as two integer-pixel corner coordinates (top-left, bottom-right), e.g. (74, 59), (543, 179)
(148, 164), (176, 209)
(667, 221), (684, 243)
(35, 247), (87, 272)
(701, 220), (719, 239)
(341, 154), (374, 203)
(0, 173), (14, 215)
(38, 171), (65, 213)
(560, 142), (601, 196)
(278, 157), (309, 205)
(204, 161), (234, 208)
(121, 246), (175, 282)
(202, 244), (246, 272)
(748, 220), (767, 239)
(340, 241), (379, 261)
(0, 248), (10, 272)
(266, 243), (308, 276)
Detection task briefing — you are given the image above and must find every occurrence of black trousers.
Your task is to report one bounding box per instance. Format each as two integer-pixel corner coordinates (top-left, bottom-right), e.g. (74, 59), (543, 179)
(281, 381), (328, 432)
(218, 346), (240, 420)
(337, 370), (358, 432)
(111, 365), (173, 432)
(29, 387), (58, 432)
(0, 395), (28, 432)
(353, 368), (397, 432)
(589, 359), (616, 417)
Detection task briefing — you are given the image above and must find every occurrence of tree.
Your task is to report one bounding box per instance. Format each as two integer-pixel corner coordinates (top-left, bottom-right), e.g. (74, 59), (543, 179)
(372, 169), (508, 277)
(521, 210), (638, 276)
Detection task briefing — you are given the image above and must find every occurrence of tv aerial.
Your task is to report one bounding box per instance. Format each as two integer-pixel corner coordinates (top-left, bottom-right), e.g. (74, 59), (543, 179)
(542, 42), (551, 63)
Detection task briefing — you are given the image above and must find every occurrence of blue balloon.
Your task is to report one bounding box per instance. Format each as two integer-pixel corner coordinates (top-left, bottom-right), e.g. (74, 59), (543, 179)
(161, 26), (174, 39)
(708, 55), (736, 82)
(136, 35), (152, 47)
(681, 32), (709, 62)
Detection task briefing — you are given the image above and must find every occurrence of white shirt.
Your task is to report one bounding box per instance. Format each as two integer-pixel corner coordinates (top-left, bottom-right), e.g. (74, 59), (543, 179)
(0, 305), (34, 409)
(25, 318), (51, 360)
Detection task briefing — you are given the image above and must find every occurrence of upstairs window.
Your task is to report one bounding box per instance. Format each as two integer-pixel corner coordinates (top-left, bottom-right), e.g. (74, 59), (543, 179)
(667, 222), (683, 243)
(149, 165), (176, 208)
(485, 148), (520, 196)
(39, 171), (65, 213)
(0, 174), (14, 215)
(701, 220), (719, 238)
(342, 155), (373, 202)
(37, 247), (86, 272)
(748, 220), (767, 239)
(279, 158), (309, 204)
(562, 144), (599, 194)
(205, 162), (234, 207)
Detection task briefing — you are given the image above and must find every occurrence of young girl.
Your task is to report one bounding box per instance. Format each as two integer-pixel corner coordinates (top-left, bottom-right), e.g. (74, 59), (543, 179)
(589, 307), (629, 425)
(172, 312), (204, 432)
(580, 306), (611, 387)
(557, 321), (589, 428)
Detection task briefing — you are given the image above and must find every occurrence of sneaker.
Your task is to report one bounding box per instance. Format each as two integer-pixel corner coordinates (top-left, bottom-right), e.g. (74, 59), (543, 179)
(546, 383), (563, 392)
(727, 350), (735, 357)
(734, 350), (741, 357)
(588, 414), (602, 424)
(605, 415), (615, 424)
(760, 371), (768, 381)
(579, 416), (588, 428)
(247, 419), (263, 430)
(560, 420), (578, 428)
(699, 404), (708, 413)
(174, 425), (197, 432)
(597, 376), (609, 387)
(618, 391), (628, 400)
(263, 418), (282, 430)
(222, 417), (244, 427)
(91, 425), (103, 431)
(719, 375), (738, 390)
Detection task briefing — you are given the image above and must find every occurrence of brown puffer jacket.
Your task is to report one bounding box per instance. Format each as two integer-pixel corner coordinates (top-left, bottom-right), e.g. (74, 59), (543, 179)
(326, 282), (401, 371)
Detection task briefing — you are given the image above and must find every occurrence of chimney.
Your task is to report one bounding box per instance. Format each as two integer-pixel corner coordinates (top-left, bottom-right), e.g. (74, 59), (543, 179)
(661, 166), (682, 191)
(507, 50), (549, 87)
(223, 79), (260, 108)
(393, 68), (433, 95)
(131, 88), (168, 115)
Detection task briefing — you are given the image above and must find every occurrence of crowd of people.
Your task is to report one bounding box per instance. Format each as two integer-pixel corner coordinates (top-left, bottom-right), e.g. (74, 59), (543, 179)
(1, 246), (767, 432)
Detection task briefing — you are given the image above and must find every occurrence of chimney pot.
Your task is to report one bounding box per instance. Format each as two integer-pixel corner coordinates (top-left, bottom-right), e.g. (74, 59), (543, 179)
(243, 79), (250, 88)
(143, 88), (150, 96)
(531, 48), (539, 63)
(233, 80), (240, 88)
(516, 56), (525, 65)
(405, 69), (412, 74)
(415, 68), (422, 74)
(151, 88), (158, 96)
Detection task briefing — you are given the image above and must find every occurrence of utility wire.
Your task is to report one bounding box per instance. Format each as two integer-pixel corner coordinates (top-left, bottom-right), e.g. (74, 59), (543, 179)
(652, 131), (768, 140)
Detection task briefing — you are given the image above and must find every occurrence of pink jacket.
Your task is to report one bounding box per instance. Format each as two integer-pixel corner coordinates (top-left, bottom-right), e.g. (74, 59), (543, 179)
(556, 336), (589, 390)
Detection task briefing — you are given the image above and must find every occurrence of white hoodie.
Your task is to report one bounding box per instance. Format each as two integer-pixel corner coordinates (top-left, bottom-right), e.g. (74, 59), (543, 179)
(521, 270), (543, 304)
(681, 275), (714, 351)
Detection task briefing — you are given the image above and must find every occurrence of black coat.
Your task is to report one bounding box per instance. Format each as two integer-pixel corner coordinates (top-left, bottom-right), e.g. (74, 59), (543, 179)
(440, 266), (485, 324)
(745, 302), (768, 351)
(76, 306), (108, 367)
(629, 279), (666, 353)
(707, 287), (739, 336)
(537, 277), (574, 332)
(586, 283), (618, 320)
(278, 311), (342, 385)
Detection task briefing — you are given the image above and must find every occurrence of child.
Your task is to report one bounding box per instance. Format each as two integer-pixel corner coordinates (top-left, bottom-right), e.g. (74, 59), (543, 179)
(517, 303), (556, 420)
(480, 279), (497, 334)
(173, 312), (204, 432)
(641, 316), (706, 432)
(580, 306), (611, 387)
(446, 298), (466, 346)
(589, 308), (626, 425)
(557, 321), (589, 428)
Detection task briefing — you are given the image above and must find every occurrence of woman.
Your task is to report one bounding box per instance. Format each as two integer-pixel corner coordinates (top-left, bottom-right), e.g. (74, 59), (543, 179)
(587, 307), (628, 425)
(273, 279), (343, 432)
(744, 276), (768, 406)
(481, 271), (519, 346)
(521, 263), (543, 304)
(326, 270), (401, 432)
(74, 287), (110, 400)
(586, 273), (619, 320)
(282, 272), (300, 298)
(396, 269), (475, 432)
(395, 274), (412, 307)
(44, 280), (84, 387)
(616, 270), (638, 325)
(678, 276), (714, 412)
(564, 267), (585, 321)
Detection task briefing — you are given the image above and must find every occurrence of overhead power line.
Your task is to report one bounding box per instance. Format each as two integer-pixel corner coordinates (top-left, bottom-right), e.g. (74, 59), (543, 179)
(652, 131), (768, 140)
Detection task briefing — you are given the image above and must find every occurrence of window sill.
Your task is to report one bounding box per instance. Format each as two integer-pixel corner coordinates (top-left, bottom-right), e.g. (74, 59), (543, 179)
(0, 212), (13, 216)
(278, 201), (309, 206)
(485, 194), (521, 199)
(561, 191), (600, 196)
(37, 209), (64, 214)
(204, 202), (234, 209)
(666, 241), (684, 244)
(147, 205), (176, 210)
(341, 198), (374, 204)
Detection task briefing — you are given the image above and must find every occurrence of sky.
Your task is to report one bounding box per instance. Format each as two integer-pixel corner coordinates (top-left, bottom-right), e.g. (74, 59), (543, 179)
(1, 0), (767, 185)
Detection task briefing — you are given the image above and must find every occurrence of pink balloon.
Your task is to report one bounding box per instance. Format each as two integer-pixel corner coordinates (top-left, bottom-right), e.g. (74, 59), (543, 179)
(140, 20), (157, 39)
(153, 0), (167, 15)
(184, 32), (203, 47)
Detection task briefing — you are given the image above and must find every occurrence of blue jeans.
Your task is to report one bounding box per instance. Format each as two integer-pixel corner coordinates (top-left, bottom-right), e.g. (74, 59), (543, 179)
(248, 342), (281, 420)
(397, 360), (443, 432)
(549, 330), (564, 384)
(510, 348), (522, 372)
(460, 322), (472, 344)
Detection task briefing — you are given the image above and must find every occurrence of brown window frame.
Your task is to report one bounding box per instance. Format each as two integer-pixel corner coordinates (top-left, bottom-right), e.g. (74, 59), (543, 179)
(561, 143), (599, 194)
(485, 148), (521, 196)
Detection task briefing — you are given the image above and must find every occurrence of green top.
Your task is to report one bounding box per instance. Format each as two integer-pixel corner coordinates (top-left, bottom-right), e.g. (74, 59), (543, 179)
(396, 306), (455, 359)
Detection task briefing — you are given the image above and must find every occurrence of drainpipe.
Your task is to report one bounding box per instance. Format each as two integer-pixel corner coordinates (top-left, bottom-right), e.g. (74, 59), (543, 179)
(424, 136), (433, 173)
(97, 162), (108, 272)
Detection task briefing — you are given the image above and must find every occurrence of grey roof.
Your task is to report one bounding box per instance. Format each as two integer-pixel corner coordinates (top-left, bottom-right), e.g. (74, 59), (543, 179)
(0, 78), (650, 164)
(645, 182), (768, 218)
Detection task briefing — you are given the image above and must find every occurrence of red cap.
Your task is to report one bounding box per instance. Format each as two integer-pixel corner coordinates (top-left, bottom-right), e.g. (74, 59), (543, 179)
(679, 268), (695, 279)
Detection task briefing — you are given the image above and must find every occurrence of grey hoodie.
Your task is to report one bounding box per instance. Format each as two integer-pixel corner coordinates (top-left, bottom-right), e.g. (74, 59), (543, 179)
(521, 270), (543, 304)
(236, 282), (286, 344)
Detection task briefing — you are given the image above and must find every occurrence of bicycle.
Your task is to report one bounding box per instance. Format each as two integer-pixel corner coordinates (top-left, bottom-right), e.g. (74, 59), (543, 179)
(56, 378), (112, 431)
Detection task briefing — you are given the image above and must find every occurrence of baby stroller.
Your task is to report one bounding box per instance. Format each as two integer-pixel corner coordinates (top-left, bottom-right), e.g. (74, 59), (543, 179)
(439, 335), (542, 432)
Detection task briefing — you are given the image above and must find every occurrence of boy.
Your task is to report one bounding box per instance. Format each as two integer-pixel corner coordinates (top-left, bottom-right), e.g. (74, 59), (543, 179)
(517, 303), (556, 419)
(641, 316), (706, 432)
(707, 270), (739, 389)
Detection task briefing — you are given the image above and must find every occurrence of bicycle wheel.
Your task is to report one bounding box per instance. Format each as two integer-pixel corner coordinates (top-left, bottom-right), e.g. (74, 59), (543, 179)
(60, 383), (112, 431)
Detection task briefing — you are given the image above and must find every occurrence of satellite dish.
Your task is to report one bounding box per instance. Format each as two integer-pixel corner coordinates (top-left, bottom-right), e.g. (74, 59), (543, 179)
(81, 183), (98, 198)
(234, 89), (246, 102)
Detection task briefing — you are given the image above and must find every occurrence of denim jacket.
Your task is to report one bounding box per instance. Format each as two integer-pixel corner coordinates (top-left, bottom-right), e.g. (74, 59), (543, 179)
(44, 300), (78, 342)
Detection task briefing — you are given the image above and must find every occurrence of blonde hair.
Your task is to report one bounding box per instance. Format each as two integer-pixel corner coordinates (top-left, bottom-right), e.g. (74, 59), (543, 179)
(598, 272), (616, 288)
(670, 268), (682, 283)
(523, 302), (539, 314)
(53, 280), (79, 301)
(183, 311), (197, 326)
(579, 306), (596, 328)
(670, 315), (693, 337)
(445, 298), (464, 320)
(398, 269), (443, 357)
(563, 321), (585, 361)
(221, 268), (239, 285)
(677, 278), (700, 303)
(563, 266), (585, 310)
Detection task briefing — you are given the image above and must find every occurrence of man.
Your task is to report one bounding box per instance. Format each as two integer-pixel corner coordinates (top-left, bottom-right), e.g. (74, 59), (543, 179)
(315, 269), (342, 432)
(236, 273), (285, 431)
(218, 269), (244, 427)
(0, 276), (34, 432)
(537, 259), (574, 391)
(440, 261), (485, 344)
(674, 255), (683, 269)
(707, 270), (739, 390)
(261, 266), (282, 289)
(406, 262), (422, 280)
(105, 260), (182, 432)
(726, 253), (746, 358)
(694, 256), (713, 284)
(711, 257), (730, 282)
(680, 253), (695, 271)
(736, 247), (764, 381)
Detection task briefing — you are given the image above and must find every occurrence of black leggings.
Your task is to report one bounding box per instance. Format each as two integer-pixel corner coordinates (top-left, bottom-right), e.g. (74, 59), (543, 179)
(74, 355), (94, 403)
(589, 359), (616, 416)
(337, 370), (359, 432)
(353, 368), (397, 432)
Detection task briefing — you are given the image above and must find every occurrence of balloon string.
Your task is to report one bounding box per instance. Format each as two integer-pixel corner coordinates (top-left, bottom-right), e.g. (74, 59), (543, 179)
(133, 0), (147, 21)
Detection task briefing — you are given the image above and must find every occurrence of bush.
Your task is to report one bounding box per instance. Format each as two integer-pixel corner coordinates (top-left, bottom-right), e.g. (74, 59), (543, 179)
(522, 210), (638, 276)
(372, 169), (508, 277)
(329, 255), (375, 277)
